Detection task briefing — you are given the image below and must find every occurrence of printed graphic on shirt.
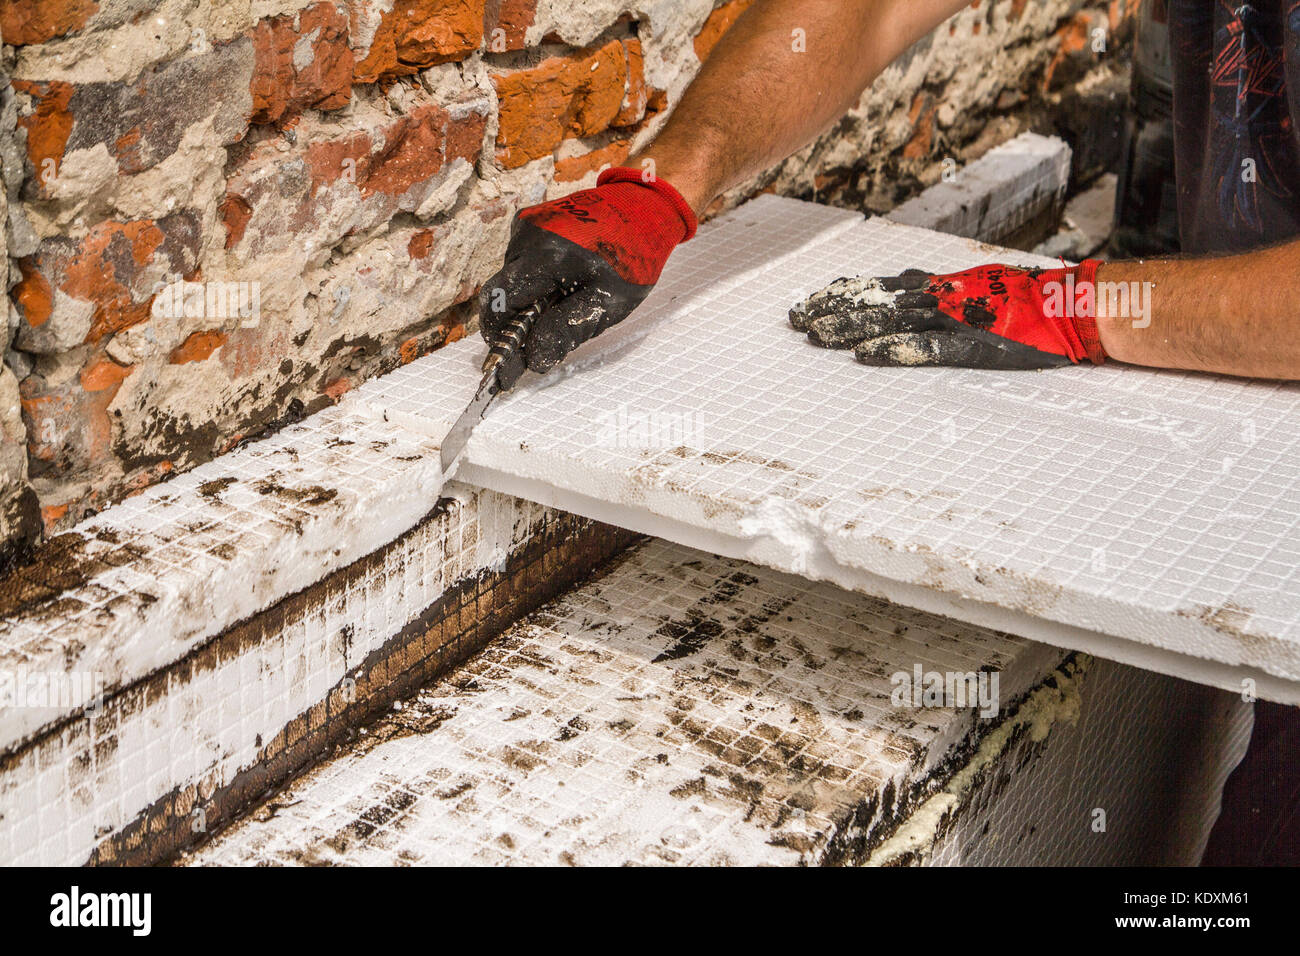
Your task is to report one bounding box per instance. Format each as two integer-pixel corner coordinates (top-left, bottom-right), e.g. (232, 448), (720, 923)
(1170, 0), (1300, 252)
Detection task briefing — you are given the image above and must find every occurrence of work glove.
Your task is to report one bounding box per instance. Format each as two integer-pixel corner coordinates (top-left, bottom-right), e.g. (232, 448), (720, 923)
(479, 167), (698, 389)
(790, 260), (1106, 369)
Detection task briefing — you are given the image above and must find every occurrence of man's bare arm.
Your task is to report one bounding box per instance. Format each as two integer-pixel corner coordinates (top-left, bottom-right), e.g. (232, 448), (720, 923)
(636, 0), (971, 215)
(1097, 242), (1300, 379)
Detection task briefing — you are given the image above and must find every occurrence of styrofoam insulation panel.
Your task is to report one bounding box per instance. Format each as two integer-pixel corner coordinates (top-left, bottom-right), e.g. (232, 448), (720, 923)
(0, 404), (448, 753)
(183, 539), (1251, 866)
(886, 131), (1071, 241)
(0, 485), (561, 866)
(352, 195), (1300, 704)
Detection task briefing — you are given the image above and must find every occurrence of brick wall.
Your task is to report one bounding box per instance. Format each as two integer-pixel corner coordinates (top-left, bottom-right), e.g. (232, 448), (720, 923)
(0, 0), (1131, 558)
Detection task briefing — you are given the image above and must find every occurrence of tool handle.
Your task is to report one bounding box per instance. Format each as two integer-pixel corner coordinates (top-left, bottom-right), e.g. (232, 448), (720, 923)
(482, 305), (539, 375)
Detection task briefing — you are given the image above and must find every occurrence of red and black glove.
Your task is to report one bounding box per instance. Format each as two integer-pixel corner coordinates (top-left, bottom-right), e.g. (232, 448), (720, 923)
(790, 261), (1106, 369)
(479, 167), (697, 389)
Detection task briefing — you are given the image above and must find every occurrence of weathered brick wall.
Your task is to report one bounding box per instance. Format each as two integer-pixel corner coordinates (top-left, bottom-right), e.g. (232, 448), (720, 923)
(0, 0), (1131, 559)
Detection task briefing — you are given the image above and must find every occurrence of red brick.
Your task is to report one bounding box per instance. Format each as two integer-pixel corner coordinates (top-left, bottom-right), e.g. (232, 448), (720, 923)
(395, 316), (465, 367)
(170, 330), (229, 365)
(13, 259), (54, 328)
(16, 214), (201, 344)
(39, 502), (70, 531)
(358, 107), (450, 198)
(492, 39), (633, 169)
(1043, 11), (1104, 91)
(13, 80), (74, 193)
(445, 106), (489, 167)
(80, 357), (133, 392)
(16, 41), (251, 180)
(251, 2), (354, 124)
(303, 103), (483, 198)
(304, 104), (471, 199)
(322, 376), (351, 401)
(216, 323), (291, 380)
(63, 222), (164, 341)
(398, 336), (422, 364)
(224, 102), (485, 259)
(303, 128), (371, 194)
(407, 229), (435, 259)
(693, 0), (754, 62)
(353, 0), (486, 85)
(646, 87), (669, 115)
(0, 0), (96, 46)
(553, 139), (631, 183)
(220, 195), (253, 249)
(20, 384), (68, 468)
(612, 38), (647, 128)
(484, 0), (535, 51)
(902, 92), (935, 160)
(22, 352), (132, 483)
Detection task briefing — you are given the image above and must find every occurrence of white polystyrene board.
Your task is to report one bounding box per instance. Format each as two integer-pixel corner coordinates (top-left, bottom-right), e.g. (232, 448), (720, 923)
(887, 132), (1070, 239)
(187, 537), (1069, 866)
(351, 194), (1300, 703)
(0, 405), (446, 753)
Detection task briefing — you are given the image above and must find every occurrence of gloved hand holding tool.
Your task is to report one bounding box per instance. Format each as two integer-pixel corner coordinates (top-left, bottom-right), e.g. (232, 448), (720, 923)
(790, 261), (1107, 370)
(479, 167), (698, 390)
(440, 167), (697, 474)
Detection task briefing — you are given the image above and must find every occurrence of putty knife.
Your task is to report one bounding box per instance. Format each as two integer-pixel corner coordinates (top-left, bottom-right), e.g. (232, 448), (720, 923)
(439, 305), (540, 475)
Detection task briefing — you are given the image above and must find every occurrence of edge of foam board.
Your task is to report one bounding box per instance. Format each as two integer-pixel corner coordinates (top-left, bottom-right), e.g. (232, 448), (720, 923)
(458, 461), (1300, 705)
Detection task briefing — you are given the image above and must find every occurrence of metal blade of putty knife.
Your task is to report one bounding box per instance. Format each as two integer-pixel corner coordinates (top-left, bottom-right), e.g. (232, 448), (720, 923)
(439, 304), (540, 475)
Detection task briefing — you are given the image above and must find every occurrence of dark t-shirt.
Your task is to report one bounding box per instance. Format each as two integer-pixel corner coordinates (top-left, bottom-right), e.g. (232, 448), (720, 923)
(1169, 0), (1300, 254)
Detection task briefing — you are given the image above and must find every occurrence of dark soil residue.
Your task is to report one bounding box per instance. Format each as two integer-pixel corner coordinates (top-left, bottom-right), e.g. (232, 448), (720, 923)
(253, 479), (338, 507)
(198, 476), (237, 500)
(0, 532), (145, 620)
(650, 570), (792, 664)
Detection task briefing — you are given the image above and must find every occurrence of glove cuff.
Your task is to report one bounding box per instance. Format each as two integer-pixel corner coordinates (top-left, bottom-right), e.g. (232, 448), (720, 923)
(1073, 258), (1106, 365)
(597, 167), (699, 242)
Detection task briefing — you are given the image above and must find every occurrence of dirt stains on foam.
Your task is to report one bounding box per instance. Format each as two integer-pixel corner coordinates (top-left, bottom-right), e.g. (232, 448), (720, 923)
(858, 486), (958, 504)
(652, 615), (727, 663)
(669, 776), (707, 799)
(694, 450), (795, 473)
(0, 532), (150, 622)
(253, 478), (338, 507)
(336, 787), (419, 845)
(667, 445), (812, 480)
(649, 569), (794, 664)
(197, 476), (237, 500)
(184, 536), (1054, 865)
(1178, 601), (1276, 651)
(626, 446), (826, 522)
(349, 704), (459, 759)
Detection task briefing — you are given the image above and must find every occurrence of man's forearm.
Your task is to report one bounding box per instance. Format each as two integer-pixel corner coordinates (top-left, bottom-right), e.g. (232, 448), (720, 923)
(1096, 241), (1300, 379)
(624, 0), (1300, 382)
(635, 0), (969, 215)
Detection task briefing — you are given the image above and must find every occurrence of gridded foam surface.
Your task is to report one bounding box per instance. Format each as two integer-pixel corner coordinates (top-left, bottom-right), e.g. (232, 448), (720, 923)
(0, 486), (558, 865)
(184, 539), (1248, 867)
(185, 539), (1056, 865)
(353, 195), (1300, 701)
(0, 403), (445, 752)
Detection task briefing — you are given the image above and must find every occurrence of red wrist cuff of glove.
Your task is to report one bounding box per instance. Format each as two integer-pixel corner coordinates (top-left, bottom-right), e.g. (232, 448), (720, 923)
(1072, 258), (1106, 365)
(597, 167), (699, 242)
